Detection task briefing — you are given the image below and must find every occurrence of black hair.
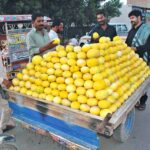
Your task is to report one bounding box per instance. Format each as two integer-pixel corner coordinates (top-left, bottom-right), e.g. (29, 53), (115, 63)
(52, 19), (63, 27)
(128, 10), (142, 18)
(32, 13), (44, 21)
(96, 10), (105, 16)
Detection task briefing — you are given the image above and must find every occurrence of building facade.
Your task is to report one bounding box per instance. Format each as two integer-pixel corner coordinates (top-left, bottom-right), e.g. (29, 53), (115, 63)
(127, 0), (150, 8)
(127, 0), (150, 23)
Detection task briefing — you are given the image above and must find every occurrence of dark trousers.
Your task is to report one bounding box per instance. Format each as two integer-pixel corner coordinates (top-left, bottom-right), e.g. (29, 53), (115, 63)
(140, 93), (148, 105)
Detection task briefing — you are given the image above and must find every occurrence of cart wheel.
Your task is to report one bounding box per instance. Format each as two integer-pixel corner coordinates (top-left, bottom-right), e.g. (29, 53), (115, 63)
(113, 108), (135, 142)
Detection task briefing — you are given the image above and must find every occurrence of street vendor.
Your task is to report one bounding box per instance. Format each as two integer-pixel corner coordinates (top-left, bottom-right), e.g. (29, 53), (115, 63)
(26, 13), (57, 61)
(126, 10), (150, 111)
(89, 10), (117, 42)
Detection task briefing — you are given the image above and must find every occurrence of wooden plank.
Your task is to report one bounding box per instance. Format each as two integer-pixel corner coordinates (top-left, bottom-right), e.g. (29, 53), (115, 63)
(14, 119), (91, 150)
(109, 77), (150, 129)
(6, 89), (104, 133)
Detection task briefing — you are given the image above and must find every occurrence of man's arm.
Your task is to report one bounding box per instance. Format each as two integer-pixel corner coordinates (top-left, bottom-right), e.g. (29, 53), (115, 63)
(133, 35), (150, 57)
(39, 42), (57, 53)
(125, 35), (130, 46)
(113, 27), (117, 37)
(26, 33), (57, 57)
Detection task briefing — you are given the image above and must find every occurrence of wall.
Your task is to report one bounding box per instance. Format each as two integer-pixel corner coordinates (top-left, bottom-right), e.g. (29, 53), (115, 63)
(110, 5), (132, 30)
(127, 0), (150, 8)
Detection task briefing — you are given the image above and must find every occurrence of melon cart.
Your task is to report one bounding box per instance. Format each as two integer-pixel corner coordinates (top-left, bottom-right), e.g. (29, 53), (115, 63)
(2, 77), (150, 150)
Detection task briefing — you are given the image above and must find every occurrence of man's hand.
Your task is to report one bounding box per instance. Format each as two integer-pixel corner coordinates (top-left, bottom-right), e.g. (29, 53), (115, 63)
(47, 42), (58, 49)
(39, 41), (58, 53)
(2, 79), (12, 89)
(131, 47), (137, 51)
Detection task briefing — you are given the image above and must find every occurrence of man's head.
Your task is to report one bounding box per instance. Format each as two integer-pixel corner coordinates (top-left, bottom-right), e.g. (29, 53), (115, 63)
(52, 19), (64, 33)
(32, 13), (44, 31)
(58, 22), (64, 32)
(128, 10), (142, 28)
(96, 10), (106, 26)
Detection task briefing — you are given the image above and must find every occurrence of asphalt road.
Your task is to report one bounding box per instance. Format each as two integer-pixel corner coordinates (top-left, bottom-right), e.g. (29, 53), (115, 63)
(7, 87), (150, 150)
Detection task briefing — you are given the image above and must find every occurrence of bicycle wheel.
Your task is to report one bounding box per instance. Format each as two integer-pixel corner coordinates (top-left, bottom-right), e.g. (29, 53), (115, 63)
(0, 144), (17, 150)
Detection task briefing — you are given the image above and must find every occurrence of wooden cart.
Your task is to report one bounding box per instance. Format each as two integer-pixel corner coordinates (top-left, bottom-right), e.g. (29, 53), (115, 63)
(2, 77), (150, 150)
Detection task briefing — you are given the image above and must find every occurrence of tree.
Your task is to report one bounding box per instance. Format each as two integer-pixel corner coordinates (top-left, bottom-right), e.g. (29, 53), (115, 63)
(0, 0), (123, 40)
(0, 0), (42, 14)
(0, 0), (122, 26)
(100, 0), (123, 20)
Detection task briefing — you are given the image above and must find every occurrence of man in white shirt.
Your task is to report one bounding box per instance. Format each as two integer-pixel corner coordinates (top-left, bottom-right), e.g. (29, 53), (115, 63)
(49, 19), (64, 41)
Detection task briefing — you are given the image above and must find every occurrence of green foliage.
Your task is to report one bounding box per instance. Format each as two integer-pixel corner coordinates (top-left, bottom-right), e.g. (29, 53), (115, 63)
(0, 0), (42, 14)
(101, 0), (123, 20)
(0, 0), (122, 26)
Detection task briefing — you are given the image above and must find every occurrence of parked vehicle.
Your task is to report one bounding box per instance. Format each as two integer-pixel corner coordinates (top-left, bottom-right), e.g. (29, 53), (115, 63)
(109, 23), (128, 40)
(79, 24), (99, 46)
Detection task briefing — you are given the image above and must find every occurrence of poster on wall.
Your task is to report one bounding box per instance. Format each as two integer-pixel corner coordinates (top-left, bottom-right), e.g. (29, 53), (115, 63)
(7, 28), (31, 63)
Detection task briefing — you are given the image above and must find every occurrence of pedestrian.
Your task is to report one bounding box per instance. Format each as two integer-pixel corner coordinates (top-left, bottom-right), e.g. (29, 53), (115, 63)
(26, 13), (57, 61)
(48, 19), (64, 41)
(0, 77), (15, 132)
(126, 9), (150, 111)
(90, 10), (117, 42)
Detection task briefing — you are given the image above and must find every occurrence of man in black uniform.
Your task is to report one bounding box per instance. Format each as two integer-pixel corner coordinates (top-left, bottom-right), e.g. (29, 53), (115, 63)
(126, 10), (150, 110)
(90, 10), (117, 41)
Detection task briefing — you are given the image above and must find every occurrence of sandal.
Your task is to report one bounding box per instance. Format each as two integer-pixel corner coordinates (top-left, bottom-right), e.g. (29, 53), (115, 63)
(3, 125), (15, 132)
(135, 101), (140, 108)
(136, 104), (146, 111)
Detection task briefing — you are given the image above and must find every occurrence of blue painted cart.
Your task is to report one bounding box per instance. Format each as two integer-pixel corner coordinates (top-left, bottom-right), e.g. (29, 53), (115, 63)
(3, 77), (150, 150)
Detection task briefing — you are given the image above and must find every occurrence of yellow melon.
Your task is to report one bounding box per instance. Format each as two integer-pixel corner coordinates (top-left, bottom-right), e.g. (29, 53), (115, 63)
(100, 109), (112, 118)
(71, 101), (80, 109)
(77, 95), (88, 104)
(80, 104), (90, 112)
(87, 58), (99, 67)
(12, 78), (19, 86)
(61, 99), (71, 107)
(87, 98), (98, 106)
(86, 89), (95, 98)
(93, 80), (107, 90)
(90, 106), (100, 115)
(53, 96), (62, 104)
(46, 95), (53, 101)
(32, 55), (42, 65)
(96, 90), (109, 100)
(87, 49), (100, 58)
(98, 100), (111, 109)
